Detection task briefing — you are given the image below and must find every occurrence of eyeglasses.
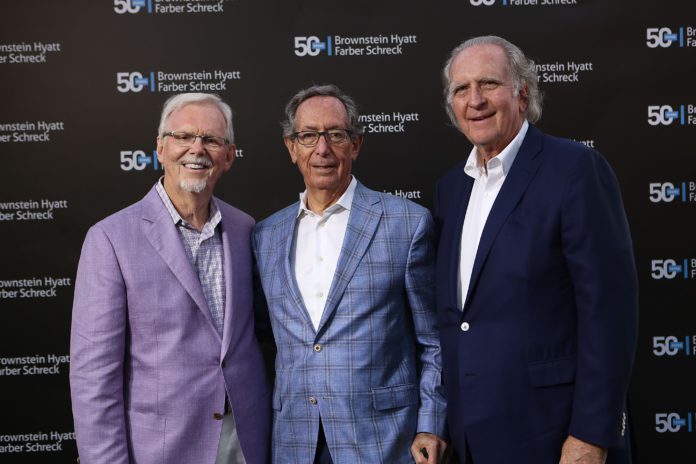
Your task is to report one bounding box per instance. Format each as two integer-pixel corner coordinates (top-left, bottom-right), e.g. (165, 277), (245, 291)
(163, 131), (229, 149)
(291, 129), (353, 146)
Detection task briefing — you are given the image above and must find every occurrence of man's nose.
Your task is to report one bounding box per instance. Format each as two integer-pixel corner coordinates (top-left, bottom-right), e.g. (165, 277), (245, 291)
(469, 86), (485, 107)
(314, 133), (331, 154)
(190, 136), (206, 151)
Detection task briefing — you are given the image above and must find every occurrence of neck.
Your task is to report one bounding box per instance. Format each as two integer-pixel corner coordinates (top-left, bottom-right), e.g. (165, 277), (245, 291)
(162, 179), (211, 231)
(305, 182), (350, 215)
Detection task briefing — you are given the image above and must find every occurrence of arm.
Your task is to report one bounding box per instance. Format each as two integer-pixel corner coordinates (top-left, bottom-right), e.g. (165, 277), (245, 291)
(404, 211), (448, 459)
(560, 150), (638, 450)
(69, 225), (129, 464)
(251, 229), (276, 382)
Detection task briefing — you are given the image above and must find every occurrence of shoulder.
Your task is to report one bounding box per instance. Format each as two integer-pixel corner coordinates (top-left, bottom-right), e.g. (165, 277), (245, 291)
(357, 183), (429, 216)
(91, 197), (146, 235)
(253, 202), (298, 237)
(357, 184), (433, 238)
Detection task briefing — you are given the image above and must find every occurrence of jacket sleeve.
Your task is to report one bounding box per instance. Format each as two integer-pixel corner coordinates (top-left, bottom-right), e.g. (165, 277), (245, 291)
(561, 150), (639, 448)
(405, 210), (447, 437)
(69, 224), (130, 464)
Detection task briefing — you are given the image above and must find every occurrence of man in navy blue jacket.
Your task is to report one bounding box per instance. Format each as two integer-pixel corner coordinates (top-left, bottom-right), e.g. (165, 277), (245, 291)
(433, 36), (638, 464)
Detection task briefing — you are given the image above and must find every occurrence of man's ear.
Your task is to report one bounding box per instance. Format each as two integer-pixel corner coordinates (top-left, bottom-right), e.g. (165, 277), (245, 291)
(284, 136), (299, 164)
(350, 134), (364, 161)
(156, 136), (164, 164)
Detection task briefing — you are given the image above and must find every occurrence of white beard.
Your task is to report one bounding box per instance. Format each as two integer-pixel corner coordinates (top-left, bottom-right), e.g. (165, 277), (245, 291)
(179, 178), (207, 193)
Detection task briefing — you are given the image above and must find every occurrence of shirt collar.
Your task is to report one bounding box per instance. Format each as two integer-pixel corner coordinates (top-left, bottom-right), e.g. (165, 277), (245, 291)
(464, 120), (529, 179)
(155, 178), (221, 230)
(296, 176), (358, 218)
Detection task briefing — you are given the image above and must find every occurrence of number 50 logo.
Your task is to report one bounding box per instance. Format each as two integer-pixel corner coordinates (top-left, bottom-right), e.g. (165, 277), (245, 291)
(294, 37), (329, 57)
(116, 72), (151, 93)
(649, 182), (680, 203)
(646, 28), (679, 48)
(470, 0), (496, 5)
(647, 105), (681, 126)
(114, 0), (146, 14)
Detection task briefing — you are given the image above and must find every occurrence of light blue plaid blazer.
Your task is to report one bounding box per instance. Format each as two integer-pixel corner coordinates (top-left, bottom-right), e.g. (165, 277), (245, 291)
(252, 182), (446, 463)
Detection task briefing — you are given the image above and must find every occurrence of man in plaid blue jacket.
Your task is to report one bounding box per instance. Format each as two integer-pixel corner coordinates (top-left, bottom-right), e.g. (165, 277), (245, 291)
(252, 84), (447, 463)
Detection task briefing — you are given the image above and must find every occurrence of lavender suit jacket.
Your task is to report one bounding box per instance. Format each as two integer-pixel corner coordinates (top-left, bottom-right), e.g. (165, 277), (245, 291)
(70, 185), (271, 464)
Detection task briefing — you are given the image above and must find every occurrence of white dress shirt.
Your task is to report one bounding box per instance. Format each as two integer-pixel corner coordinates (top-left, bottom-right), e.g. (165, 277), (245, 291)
(291, 177), (357, 330)
(458, 121), (529, 309)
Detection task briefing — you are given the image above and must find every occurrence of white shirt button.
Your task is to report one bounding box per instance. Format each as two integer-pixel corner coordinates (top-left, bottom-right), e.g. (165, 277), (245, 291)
(316, 291), (323, 298)
(460, 322), (470, 332)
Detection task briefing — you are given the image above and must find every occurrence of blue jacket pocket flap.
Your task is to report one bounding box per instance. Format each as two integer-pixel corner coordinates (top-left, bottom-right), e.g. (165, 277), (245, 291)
(371, 383), (418, 411)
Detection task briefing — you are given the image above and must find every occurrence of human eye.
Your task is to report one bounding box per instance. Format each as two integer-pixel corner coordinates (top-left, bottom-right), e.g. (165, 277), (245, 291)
(298, 131), (318, 145)
(328, 130), (348, 143)
(172, 131), (194, 142)
(452, 84), (469, 97)
(203, 135), (224, 148)
(480, 80), (500, 90)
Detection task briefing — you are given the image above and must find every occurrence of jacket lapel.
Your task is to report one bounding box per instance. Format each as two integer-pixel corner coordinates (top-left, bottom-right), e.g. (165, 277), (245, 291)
(317, 183), (381, 334)
(444, 169), (474, 311)
(276, 204), (315, 329)
(141, 186), (220, 340)
(463, 126), (545, 311)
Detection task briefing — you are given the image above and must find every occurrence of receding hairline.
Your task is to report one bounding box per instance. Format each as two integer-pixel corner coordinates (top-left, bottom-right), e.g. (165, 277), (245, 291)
(295, 95), (350, 118)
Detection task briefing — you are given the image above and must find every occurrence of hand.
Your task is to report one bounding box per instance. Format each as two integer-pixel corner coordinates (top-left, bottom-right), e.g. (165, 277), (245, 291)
(411, 432), (447, 464)
(559, 435), (607, 464)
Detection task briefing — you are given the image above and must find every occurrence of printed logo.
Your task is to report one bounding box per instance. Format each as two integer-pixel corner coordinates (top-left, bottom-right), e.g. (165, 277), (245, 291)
(646, 27), (696, 48)
(383, 189), (423, 200)
(469, 0), (580, 6)
(0, 121), (65, 143)
(572, 139), (596, 149)
(0, 431), (75, 454)
(0, 200), (69, 222)
(653, 335), (696, 357)
(120, 150), (161, 171)
(0, 277), (72, 299)
(648, 182), (696, 203)
(655, 412), (694, 433)
(293, 34), (417, 57)
(0, 354), (70, 377)
(116, 70), (241, 93)
(359, 111), (421, 134)
(650, 259), (696, 280)
(114, 0), (227, 15)
(535, 61), (594, 83)
(647, 105), (696, 126)
(0, 42), (61, 64)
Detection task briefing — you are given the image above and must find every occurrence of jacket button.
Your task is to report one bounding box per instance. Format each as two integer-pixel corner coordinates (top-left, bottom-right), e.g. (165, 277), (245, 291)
(313, 344), (322, 352)
(309, 396), (318, 405)
(460, 322), (470, 332)
(213, 412), (224, 420)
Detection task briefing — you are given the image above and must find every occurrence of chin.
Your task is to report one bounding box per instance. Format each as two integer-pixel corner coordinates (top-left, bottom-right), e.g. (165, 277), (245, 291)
(180, 178), (208, 193)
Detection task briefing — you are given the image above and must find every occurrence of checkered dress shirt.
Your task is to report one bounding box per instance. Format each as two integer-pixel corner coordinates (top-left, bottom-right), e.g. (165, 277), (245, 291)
(156, 181), (225, 335)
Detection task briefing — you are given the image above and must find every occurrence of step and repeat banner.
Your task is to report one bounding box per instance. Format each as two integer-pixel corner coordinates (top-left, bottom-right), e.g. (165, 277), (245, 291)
(0, 0), (693, 462)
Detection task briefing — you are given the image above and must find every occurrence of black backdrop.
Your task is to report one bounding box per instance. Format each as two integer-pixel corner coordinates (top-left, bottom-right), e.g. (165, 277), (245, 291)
(1, 1), (694, 462)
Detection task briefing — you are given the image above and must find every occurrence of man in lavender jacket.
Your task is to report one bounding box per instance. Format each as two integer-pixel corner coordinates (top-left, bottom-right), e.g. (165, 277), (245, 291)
(69, 93), (270, 464)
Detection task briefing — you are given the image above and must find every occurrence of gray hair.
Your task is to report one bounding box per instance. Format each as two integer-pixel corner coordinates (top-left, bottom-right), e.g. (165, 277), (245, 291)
(158, 92), (234, 143)
(281, 84), (364, 138)
(442, 35), (543, 125)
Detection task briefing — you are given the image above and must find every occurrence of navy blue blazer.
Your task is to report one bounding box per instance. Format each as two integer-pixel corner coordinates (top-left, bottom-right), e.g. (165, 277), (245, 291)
(433, 125), (638, 463)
